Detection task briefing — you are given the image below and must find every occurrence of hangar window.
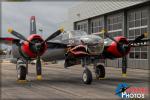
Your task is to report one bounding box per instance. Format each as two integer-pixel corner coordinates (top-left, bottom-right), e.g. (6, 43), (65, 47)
(135, 19), (141, 27)
(129, 52), (134, 58)
(107, 14), (123, 37)
(75, 21), (88, 33)
(135, 11), (141, 19)
(128, 13), (135, 21)
(135, 29), (140, 36)
(141, 10), (147, 18)
(141, 52), (147, 59)
(135, 52), (140, 59)
(127, 9), (148, 60)
(129, 30), (134, 38)
(141, 18), (147, 26)
(141, 47), (148, 51)
(90, 17), (104, 34)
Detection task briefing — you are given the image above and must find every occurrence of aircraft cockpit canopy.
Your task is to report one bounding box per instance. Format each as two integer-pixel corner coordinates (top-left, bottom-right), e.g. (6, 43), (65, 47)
(62, 30), (88, 45)
(68, 30), (88, 38)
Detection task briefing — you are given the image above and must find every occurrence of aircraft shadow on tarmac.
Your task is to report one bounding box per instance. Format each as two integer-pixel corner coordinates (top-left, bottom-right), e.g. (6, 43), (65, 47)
(2, 76), (149, 88)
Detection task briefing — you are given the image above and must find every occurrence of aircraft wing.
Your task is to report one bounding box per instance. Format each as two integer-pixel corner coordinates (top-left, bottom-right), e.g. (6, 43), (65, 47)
(128, 38), (150, 47)
(0, 37), (20, 45)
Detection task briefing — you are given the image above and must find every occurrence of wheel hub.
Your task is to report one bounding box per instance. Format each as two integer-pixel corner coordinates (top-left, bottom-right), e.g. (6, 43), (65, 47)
(83, 73), (87, 82)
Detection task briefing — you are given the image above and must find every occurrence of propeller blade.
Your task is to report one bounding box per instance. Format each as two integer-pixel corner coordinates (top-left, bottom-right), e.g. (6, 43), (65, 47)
(44, 28), (64, 42)
(8, 28), (28, 41)
(8, 28), (34, 44)
(128, 33), (148, 46)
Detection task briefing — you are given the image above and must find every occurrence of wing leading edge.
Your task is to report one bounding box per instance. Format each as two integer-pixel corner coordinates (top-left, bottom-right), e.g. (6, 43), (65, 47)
(0, 37), (20, 45)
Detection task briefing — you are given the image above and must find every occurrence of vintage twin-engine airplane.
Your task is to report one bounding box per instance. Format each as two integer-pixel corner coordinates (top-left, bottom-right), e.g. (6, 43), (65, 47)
(0, 16), (149, 84)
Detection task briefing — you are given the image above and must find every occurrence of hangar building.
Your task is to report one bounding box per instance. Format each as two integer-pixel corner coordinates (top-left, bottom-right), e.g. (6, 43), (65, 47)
(60, 0), (150, 69)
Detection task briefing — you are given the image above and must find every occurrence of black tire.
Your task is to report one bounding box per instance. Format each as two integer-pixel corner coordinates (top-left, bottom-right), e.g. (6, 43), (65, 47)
(82, 68), (92, 84)
(95, 65), (105, 79)
(17, 65), (27, 80)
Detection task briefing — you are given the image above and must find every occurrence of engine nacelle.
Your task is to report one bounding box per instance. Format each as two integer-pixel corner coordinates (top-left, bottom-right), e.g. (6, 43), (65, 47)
(103, 36), (130, 59)
(21, 34), (47, 59)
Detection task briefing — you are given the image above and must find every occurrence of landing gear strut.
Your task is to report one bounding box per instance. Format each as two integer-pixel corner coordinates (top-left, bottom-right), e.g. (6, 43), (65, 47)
(95, 64), (105, 79)
(36, 57), (42, 80)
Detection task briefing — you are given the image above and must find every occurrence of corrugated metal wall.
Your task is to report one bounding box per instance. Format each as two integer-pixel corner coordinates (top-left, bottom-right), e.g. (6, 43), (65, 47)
(69, 0), (148, 22)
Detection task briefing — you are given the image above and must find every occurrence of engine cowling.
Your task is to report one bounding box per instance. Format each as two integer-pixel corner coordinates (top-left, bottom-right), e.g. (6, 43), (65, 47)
(21, 34), (47, 58)
(103, 36), (130, 59)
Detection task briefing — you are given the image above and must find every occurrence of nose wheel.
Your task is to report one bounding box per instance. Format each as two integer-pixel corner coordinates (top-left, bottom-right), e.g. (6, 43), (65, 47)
(82, 68), (92, 84)
(95, 64), (105, 79)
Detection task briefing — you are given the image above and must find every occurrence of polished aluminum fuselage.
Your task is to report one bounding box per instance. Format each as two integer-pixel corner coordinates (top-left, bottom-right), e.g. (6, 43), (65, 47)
(11, 30), (104, 61)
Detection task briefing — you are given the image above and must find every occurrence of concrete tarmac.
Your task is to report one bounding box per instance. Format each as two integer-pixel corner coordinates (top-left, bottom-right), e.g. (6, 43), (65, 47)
(1, 62), (149, 100)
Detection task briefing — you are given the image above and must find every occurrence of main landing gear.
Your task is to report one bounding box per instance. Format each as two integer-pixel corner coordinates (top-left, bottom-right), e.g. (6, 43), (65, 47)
(81, 58), (106, 84)
(17, 65), (27, 80)
(16, 59), (27, 82)
(95, 64), (105, 79)
(16, 58), (43, 82)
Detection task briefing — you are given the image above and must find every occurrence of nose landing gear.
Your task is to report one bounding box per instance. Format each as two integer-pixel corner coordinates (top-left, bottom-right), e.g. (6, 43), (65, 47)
(81, 58), (106, 84)
(81, 58), (93, 84)
(82, 68), (92, 84)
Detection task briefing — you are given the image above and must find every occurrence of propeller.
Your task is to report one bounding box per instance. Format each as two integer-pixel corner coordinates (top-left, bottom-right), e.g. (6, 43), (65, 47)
(8, 28), (64, 44)
(7, 16), (65, 80)
(8, 27), (64, 80)
(102, 29), (148, 77)
(104, 31), (148, 54)
(35, 28), (64, 80)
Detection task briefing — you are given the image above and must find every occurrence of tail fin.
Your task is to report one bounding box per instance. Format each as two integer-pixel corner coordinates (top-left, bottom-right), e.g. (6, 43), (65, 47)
(30, 16), (36, 34)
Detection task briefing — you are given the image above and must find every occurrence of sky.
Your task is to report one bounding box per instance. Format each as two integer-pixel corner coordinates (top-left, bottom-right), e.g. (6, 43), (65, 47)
(1, 1), (81, 39)
(1, 1), (81, 49)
